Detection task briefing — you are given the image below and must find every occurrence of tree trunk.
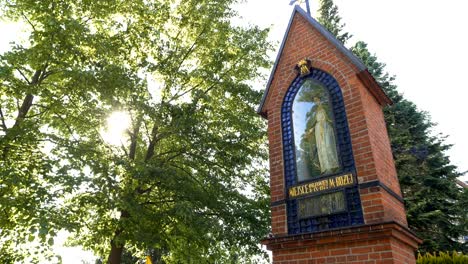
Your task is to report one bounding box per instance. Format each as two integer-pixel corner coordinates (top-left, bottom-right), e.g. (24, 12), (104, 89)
(107, 240), (124, 264)
(107, 210), (129, 264)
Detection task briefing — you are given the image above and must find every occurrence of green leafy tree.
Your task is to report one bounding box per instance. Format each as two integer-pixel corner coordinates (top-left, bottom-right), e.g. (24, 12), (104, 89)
(0, 0), (271, 263)
(317, 0), (468, 253)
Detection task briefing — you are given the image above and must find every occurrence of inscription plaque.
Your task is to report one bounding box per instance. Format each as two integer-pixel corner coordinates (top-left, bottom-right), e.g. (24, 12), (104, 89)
(298, 191), (346, 219)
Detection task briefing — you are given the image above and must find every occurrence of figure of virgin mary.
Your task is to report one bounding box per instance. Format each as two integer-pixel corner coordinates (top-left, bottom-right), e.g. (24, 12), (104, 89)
(305, 96), (339, 174)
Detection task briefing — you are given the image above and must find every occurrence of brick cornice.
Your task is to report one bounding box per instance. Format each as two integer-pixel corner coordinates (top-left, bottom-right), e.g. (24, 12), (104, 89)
(261, 221), (421, 250)
(357, 70), (393, 106)
(359, 180), (405, 204)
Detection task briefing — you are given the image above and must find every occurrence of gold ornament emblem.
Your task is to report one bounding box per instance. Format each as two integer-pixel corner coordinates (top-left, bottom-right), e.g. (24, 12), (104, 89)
(296, 58), (311, 76)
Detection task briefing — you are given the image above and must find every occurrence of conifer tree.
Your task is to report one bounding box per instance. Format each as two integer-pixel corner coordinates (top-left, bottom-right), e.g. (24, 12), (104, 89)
(317, 0), (351, 44)
(318, 0), (468, 253)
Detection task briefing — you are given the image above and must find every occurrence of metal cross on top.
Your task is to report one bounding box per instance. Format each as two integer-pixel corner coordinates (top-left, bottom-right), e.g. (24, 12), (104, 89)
(289, 0), (311, 16)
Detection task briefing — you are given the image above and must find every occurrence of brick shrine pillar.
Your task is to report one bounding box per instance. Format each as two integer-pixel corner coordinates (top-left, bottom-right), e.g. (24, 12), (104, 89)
(258, 6), (421, 264)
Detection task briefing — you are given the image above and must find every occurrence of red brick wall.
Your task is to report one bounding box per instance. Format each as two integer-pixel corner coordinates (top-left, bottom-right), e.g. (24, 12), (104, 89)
(271, 204), (287, 235)
(264, 11), (408, 231)
(360, 187), (407, 225)
(272, 239), (395, 264)
(358, 80), (401, 195)
(263, 223), (420, 264)
(271, 239), (413, 264)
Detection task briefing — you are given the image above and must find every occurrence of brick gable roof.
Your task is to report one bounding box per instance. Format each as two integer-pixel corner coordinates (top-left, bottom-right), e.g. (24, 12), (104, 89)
(257, 6), (391, 118)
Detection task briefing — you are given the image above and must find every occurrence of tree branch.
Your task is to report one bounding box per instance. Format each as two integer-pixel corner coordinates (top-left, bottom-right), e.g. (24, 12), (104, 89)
(144, 123), (158, 162)
(16, 68), (31, 84)
(140, 199), (176, 206)
(0, 106), (8, 131)
(30, 68), (43, 85)
(167, 54), (245, 104)
(156, 148), (187, 159)
(38, 63), (50, 82)
(128, 115), (142, 160)
(168, 163), (208, 193)
(12, 93), (34, 129)
(54, 113), (78, 142)
(11, 67), (47, 129)
(161, 25), (208, 102)
(22, 12), (37, 32)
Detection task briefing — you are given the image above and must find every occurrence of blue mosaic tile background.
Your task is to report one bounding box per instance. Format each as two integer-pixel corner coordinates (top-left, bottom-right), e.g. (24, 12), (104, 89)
(281, 68), (364, 234)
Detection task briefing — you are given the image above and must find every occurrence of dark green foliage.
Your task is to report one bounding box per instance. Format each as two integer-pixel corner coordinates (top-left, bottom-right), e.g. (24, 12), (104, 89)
(317, 0), (468, 253)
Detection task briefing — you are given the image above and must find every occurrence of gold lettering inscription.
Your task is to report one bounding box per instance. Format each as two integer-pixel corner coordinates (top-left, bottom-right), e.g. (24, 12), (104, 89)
(289, 173), (354, 198)
(289, 188), (297, 197)
(329, 178), (336, 188)
(335, 174), (353, 187)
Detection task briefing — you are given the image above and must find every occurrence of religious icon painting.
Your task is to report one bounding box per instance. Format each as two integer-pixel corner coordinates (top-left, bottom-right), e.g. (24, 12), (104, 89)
(292, 79), (341, 182)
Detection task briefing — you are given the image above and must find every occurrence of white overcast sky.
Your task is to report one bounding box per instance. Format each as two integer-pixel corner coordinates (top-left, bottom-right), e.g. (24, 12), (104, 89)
(1, 0), (467, 262)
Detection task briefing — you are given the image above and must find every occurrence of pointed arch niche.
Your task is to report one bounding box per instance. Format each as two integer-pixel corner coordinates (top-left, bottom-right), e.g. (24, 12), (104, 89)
(281, 68), (364, 234)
